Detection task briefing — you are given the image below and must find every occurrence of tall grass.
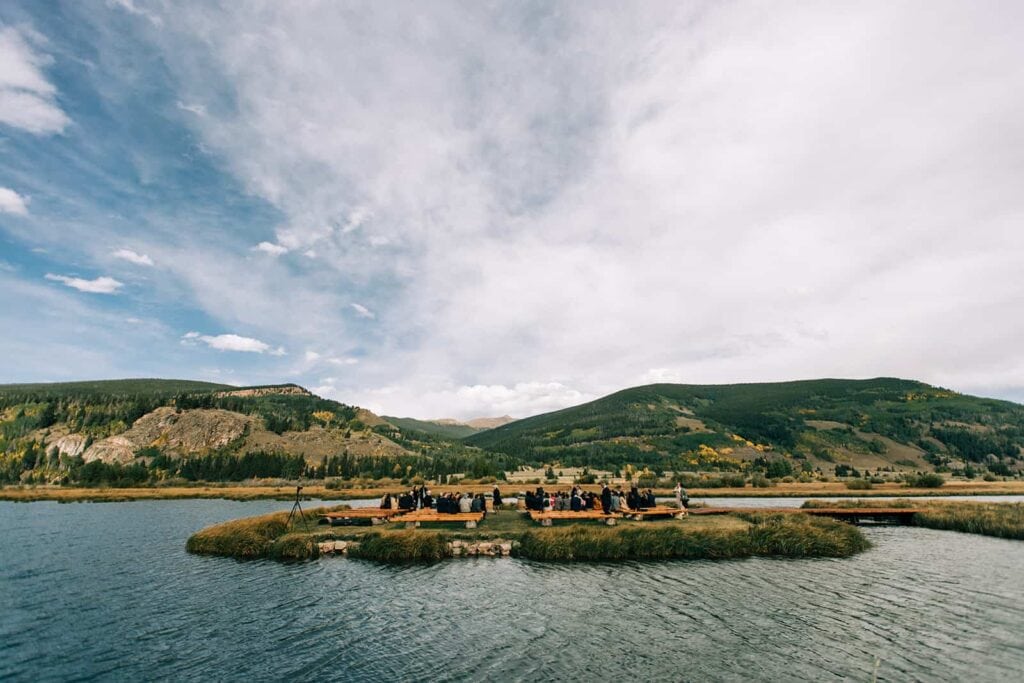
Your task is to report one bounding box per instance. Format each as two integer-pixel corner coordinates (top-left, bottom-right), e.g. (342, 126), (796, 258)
(914, 503), (1024, 540)
(186, 505), (345, 559)
(186, 510), (291, 558)
(516, 514), (868, 561)
(739, 512), (870, 557)
(348, 531), (450, 562)
(801, 499), (1024, 541)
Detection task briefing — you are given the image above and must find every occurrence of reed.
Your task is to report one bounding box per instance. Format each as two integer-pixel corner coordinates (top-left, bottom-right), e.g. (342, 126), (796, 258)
(348, 530), (451, 562)
(515, 514), (868, 561)
(185, 505), (346, 559)
(913, 503), (1024, 540)
(802, 499), (1024, 541)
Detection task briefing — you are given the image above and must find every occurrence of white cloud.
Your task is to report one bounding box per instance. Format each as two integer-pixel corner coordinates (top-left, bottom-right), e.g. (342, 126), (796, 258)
(304, 350), (321, 362)
(0, 186), (28, 215)
(181, 331), (286, 355)
(0, 27), (70, 134)
(107, 0), (163, 26)
(29, 2), (1022, 417)
(45, 273), (123, 294)
(254, 241), (288, 255)
(112, 248), (154, 266)
(176, 101), (206, 116)
(350, 303), (374, 319)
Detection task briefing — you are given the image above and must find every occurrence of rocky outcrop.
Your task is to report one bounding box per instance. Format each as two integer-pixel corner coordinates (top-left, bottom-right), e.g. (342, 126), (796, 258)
(83, 436), (137, 465)
(126, 407), (251, 452)
(47, 434), (88, 459)
(214, 385), (311, 398)
(82, 407), (254, 464)
(316, 538), (516, 559)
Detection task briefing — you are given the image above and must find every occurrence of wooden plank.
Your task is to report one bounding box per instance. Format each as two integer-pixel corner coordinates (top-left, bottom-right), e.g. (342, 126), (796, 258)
(528, 510), (622, 523)
(627, 506), (686, 519)
(399, 511), (485, 522)
(320, 508), (407, 519)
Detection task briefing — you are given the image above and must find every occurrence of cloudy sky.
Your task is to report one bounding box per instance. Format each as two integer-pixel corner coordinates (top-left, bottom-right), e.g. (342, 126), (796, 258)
(1, 1), (1022, 419)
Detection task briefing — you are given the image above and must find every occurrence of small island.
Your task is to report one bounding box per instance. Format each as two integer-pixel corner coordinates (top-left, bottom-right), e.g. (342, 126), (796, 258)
(187, 498), (1024, 563)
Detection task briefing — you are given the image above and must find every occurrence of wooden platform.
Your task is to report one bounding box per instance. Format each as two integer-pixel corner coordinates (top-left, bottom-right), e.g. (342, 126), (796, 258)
(399, 509), (486, 528)
(318, 508), (408, 525)
(529, 510), (622, 526)
(623, 505), (687, 520)
(690, 507), (923, 524)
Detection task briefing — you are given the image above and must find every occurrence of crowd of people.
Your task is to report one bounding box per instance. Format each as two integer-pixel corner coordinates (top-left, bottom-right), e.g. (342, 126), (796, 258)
(379, 486), (503, 514)
(377, 483), (688, 515)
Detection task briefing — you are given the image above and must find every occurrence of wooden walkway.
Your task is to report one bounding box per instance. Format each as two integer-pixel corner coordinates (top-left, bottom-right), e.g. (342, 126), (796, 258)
(400, 509), (485, 528)
(528, 510), (622, 525)
(319, 508), (408, 525)
(623, 506), (687, 521)
(690, 507), (923, 524)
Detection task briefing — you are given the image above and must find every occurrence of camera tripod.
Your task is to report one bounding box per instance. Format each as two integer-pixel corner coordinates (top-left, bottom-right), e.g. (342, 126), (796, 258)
(287, 485), (310, 531)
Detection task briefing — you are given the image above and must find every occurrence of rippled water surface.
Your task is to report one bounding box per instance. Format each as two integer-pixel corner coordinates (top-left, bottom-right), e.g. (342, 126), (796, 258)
(2, 499), (1023, 682)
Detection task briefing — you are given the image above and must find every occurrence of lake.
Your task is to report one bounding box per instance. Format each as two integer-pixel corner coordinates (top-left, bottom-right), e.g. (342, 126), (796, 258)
(1, 498), (1022, 681)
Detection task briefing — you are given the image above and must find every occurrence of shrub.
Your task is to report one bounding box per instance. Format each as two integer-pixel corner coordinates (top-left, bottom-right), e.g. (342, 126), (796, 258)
(750, 475), (772, 488)
(910, 473), (945, 488)
(845, 479), (873, 490)
(723, 474), (747, 488)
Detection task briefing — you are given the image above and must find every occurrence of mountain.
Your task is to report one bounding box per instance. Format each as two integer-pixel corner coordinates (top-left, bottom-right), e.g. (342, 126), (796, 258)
(0, 379), (418, 484)
(382, 416), (482, 439)
(463, 415), (516, 429)
(382, 415), (517, 439)
(465, 378), (1024, 476)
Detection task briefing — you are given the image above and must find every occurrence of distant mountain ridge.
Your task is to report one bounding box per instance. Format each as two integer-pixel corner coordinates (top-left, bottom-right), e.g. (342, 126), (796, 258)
(4, 376), (1023, 486)
(381, 415), (516, 439)
(465, 378), (1024, 476)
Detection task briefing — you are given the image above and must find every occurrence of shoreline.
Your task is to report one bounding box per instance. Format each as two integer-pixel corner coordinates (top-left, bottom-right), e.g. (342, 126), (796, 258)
(185, 507), (871, 563)
(4, 480), (1024, 503)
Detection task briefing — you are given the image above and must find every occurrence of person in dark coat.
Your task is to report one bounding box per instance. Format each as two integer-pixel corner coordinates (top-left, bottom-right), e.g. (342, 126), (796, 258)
(627, 486), (640, 511)
(492, 486), (503, 508)
(600, 484), (612, 514)
(570, 492), (583, 512)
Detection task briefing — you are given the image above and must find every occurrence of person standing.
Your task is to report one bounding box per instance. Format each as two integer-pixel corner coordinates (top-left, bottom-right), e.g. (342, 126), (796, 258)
(600, 484), (612, 514)
(675, 481), (688, 511)
(492, 486), (503, 509)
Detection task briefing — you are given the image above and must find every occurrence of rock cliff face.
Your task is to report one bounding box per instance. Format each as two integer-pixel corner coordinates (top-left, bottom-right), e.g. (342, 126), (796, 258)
(74, 405), (410, 464)
(214, 385), (310, 398)
(47, 434), (88, 459)
(82, 407), (254, 464)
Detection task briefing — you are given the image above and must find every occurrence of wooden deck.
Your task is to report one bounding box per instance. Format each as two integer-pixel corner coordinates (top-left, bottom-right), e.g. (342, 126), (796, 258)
(528, 510), (622, 525)
(690, 507), (923, 524)
(623, 505), (687, 520)
(400, 509), (486, 528)
(319, 508), (408, 525)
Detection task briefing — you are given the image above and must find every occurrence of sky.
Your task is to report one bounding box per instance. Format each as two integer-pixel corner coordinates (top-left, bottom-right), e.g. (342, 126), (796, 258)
(1, 1), (1023, 420)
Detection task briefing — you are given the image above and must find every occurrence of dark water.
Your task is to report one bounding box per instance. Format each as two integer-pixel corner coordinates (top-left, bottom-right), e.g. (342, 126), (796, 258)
(2, 500), (1023, 682)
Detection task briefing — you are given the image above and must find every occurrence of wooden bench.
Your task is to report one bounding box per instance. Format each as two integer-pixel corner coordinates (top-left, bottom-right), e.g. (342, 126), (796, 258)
(529, 510), (622, 526)
(623, 506), (687, 521)
(399, 510), (486, 529)
(319, 508), (408, 526)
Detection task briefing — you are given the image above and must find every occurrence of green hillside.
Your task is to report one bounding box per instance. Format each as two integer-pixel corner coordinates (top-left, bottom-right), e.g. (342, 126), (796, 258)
(0, 378), (233, 398)
(0, 379), (506, 487)
(465, 378), (1024, 476)
(382, 416), (481, 439)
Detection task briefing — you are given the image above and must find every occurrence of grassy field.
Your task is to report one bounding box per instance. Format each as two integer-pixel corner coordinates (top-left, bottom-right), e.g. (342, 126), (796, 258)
(5, 479), (1024, 502)
(801, 498), (1024, 540)
(186, 507), (869, 563)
